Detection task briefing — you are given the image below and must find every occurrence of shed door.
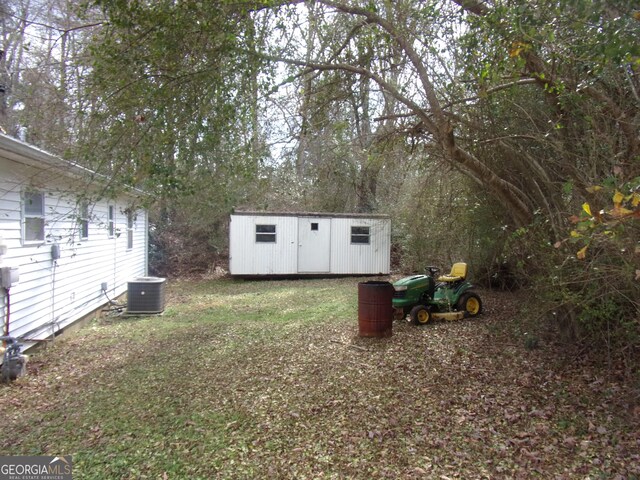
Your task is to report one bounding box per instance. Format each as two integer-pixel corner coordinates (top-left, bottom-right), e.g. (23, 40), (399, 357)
(298, 218), (331, 273)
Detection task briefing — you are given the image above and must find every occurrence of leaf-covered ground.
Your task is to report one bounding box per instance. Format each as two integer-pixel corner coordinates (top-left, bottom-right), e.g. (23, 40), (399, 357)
(1, 278), (639, 479)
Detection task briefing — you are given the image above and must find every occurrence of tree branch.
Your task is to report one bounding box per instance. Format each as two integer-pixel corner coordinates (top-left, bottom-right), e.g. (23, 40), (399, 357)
(314, 0), (533, 224)
(441, 78), (538, 109)
(261, 53), (439, 134)
(449, 0), (490, 16)
(0, 8), (103, 34)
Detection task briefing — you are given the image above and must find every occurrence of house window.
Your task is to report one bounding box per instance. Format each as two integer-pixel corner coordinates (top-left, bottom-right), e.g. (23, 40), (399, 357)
(108, 205), (115, 238)
(351, 226), (370, 244)
(256, 224), (276, 243)
(79, 202), (89, 240)
(311, 222), (319, 231)
(127, 210), (134, 250)
(23, 190), (45, 243)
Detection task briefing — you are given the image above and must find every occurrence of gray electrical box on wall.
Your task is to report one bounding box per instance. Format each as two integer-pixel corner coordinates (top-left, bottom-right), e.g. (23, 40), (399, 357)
(51, 243), (61, 260)
(0, 266), (19, 288)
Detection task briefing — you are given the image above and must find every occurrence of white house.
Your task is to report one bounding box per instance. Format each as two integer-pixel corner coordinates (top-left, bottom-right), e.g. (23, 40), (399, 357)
(0, 133), (148, 345)
(229, 211), (391, 276)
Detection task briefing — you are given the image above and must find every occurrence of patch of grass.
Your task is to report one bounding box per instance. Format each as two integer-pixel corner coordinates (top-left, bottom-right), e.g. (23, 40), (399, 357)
(1, 279), (638, 479)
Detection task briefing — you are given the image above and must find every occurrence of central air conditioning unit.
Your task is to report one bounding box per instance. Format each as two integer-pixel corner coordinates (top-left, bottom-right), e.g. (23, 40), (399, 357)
(126, 277), (166, 314)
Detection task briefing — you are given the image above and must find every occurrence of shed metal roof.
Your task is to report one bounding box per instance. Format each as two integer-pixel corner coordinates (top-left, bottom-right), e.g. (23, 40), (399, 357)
(231, 210), (390, 219)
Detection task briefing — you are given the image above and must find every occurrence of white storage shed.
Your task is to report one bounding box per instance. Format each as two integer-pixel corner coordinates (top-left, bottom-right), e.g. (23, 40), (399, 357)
(229, 211), (391, 276)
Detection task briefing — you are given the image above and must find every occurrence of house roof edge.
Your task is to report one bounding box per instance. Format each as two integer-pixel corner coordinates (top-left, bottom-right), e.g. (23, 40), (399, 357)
(0, 133), (148, 199)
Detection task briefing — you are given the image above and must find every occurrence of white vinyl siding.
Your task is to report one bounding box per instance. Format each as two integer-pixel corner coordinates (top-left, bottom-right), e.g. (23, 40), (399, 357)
(0, 136), (148, 343)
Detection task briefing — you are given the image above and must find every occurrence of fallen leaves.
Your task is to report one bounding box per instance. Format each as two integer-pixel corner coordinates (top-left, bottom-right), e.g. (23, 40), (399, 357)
(0, 278), (638, 479)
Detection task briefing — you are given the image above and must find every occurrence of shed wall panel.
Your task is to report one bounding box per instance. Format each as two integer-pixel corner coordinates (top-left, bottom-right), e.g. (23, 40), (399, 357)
(329, 218), (390, 274)
(230, 215), (298, 275)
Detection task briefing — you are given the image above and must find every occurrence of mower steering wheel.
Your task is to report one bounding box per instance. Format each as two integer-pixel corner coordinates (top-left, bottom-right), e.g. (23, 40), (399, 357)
(425, 266), (440, 276)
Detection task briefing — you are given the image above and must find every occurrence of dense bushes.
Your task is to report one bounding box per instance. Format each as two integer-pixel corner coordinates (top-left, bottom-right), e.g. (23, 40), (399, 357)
(497, 183), (640, 371)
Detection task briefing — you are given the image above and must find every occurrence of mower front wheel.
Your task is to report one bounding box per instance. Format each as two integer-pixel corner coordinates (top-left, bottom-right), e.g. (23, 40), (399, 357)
(410, 305), (432, 325)
(458, 292), (483, 318)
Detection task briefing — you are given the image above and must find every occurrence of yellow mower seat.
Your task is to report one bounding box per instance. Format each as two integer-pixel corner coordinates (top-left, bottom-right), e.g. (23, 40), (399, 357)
(438, 262), (468, 283)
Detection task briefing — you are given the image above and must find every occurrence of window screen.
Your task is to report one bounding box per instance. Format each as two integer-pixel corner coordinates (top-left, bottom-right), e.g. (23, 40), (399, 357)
(351, 226), (370, 244)
(127, 210), (134, 250)
(79, 202), (89, 240)
(108, 205), (115, 238)
(24, 191), (44, 216)
(256, 224), (276, 243)
(23, 191), (45, 242)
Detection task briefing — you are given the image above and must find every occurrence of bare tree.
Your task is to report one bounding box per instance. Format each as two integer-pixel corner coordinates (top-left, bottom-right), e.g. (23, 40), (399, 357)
(0, 0), (101, 151)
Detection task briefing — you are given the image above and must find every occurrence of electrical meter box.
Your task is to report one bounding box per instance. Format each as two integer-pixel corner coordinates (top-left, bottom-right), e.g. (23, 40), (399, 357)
(0, 266), (20, 288)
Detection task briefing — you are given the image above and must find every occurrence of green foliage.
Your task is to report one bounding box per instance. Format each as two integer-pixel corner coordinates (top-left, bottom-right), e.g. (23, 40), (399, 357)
(498, 180), (639, 365)
(457, 0), (639, 227)
(390, 165), (507, 277)
(78, 0), (277, 273)
(549, 178), (639, 361)
(563, 178), (640, 260)
(80, 0), (270, 195)
(447, 0), (640, 362)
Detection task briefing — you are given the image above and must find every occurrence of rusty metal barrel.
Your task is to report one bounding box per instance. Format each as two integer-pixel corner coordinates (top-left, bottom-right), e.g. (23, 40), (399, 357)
(358, 281), (394, 337)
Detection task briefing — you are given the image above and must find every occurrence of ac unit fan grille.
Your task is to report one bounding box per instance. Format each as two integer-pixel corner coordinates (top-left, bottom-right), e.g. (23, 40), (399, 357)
(127, 277), (166, 314)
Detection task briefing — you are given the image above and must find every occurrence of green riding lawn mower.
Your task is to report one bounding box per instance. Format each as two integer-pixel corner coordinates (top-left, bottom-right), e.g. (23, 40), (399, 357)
(392, 262), (483, 325)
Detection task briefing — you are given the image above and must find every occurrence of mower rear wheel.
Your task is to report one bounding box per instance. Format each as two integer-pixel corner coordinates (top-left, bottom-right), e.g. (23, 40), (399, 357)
(410, 305), (432, 325)
(458, 292), (483, 317)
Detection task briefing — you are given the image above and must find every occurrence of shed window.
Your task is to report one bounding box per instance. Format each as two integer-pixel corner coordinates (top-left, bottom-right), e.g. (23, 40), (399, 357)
(311, 222), (319, 231)
(256, 224), (276, 243)
(79, 201), (89, 240)
(23, 190), (45, 242)
(351, 226), (370, 244)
